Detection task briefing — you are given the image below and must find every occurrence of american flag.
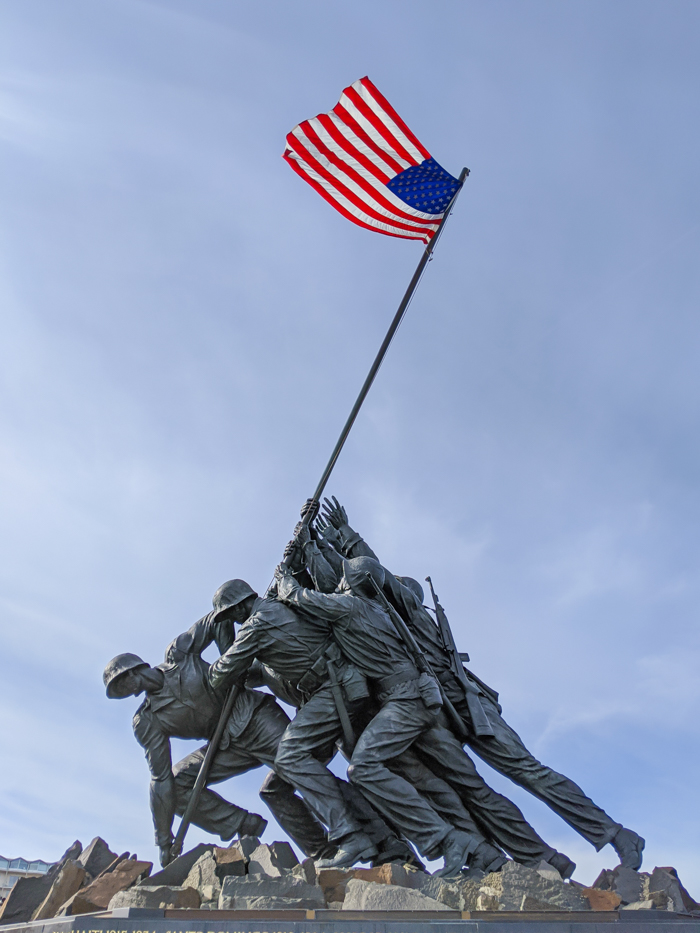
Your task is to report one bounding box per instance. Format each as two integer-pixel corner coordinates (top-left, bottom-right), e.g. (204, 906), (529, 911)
(284, 77), (462, 243)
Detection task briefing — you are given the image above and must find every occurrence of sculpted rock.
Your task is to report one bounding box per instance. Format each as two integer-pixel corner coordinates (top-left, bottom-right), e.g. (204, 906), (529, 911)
(0, 841), (81, 924)
(232, 895), (318, 910)
(219, 875), (325, 909)
(342, 879), (451, 911)
(649, 867), (687, 913)
(247, 842), (298, 877)
(317, 868), (354, 904)
(78, 838), (117, 879)
(109, 885), (200, 910)
(66, 858), (152, 910)
(143, 844), (213, 887)
(655, 867), (700, 912)
(592, 864), (698, 912)
(237, 835), (262, 859)
(56, 891), (101, 917)
(623, 899), (657, 910)
(213, 846), (246, 880)
(520, 895), (565, 911)
(32, 861), (87, 920)
(183, 852), (221, 906)
(396, 866), (475, 910)
(593, 866), (643, 905)
(353, 863), (411, 886)
(476, 862), (589, 911)
(582, 887), (622, 910)
(535, 860), (563, 882)
(406, 875), (465, 910)
(315, 861), (468, 910)
(291, 857), (317, 886)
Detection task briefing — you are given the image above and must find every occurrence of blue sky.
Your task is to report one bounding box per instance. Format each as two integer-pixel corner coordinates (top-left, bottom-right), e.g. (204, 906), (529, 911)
(1, 0), (699, 891)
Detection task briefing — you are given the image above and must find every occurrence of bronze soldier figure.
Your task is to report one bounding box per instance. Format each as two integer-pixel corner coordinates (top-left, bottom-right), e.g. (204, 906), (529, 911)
(275, 554), (508, 876)
(280, 548), (573, 871)
(208, 575), (421, 869)
(317, 497), (646, 872)
(103, 595), (330, 866)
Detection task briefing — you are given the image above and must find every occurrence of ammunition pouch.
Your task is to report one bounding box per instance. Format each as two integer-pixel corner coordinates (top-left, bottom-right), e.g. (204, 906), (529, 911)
(296, 654), (329, 695)
(418, 672), (443, 710)
(296, 637), (337, 696)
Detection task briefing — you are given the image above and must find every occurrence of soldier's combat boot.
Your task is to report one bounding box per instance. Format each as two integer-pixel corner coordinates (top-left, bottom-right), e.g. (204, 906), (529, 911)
(372, 835), (423, 870)
(436, 829), (477, 878)
(315, 831), (378, 869)
(547, 851), (576, 879)
(239, 813), (268, 838)
(468, 841), (507, 874)
(612, 827), (645, 871)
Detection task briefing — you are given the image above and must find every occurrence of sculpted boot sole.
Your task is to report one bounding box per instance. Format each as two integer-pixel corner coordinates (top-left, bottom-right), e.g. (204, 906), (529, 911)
(468, 842), (508, 875)
(547, 851), (576, 880)
(315, 832), (378, 869)
(437, 830), (477, 878)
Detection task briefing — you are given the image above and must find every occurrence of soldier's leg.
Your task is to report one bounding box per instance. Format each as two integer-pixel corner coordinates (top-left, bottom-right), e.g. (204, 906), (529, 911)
(237, 698), (330, 859)
(414, 716), (563, 866)
(390, 747), (484, 838)
(348, 699), (472, 858)
(389, 747), (507, 871)
(334, 700), (421, 865)
(172, 745), (261, 840)
(466, 696), (621, 851)
(273, 686), (367, 842)
(258, 771), (329, 858)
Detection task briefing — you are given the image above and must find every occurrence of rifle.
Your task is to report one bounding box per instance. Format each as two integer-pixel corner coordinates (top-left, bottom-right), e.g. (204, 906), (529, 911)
(364, 573), (470, 742)
(425, 576), (494, 738)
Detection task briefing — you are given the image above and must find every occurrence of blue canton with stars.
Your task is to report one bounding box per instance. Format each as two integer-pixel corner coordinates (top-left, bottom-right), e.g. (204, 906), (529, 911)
(387, 158), (462, 214)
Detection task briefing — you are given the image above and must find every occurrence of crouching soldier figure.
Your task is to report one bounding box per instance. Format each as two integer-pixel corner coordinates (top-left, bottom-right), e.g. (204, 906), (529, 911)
(103, 583), (330, 867)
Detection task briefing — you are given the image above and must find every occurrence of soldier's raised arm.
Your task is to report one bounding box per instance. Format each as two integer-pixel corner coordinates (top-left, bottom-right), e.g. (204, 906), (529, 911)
(293, 521), (340, 593)
(164, 610), (229, 665)
(321, 497), (379, 561)
(208, 613), (262, 690)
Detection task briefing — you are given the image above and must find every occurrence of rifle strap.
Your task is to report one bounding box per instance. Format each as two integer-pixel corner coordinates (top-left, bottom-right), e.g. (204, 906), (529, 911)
(326, 658), (355, 750)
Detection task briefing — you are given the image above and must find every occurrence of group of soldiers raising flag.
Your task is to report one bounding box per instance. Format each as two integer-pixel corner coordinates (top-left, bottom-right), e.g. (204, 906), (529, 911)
(104, 496), (645, 879)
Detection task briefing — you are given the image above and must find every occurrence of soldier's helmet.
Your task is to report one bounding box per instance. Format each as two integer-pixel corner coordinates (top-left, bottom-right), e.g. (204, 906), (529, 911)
(212, 579), (257, 618)
(103, 652), (148, 698)
(396, 576), (425, 604)
(342, 556), (385, 598)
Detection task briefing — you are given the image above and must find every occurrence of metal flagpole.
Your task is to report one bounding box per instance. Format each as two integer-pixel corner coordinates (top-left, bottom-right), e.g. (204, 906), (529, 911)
(168, 167), (469, 863)
(308, 167), (470, 507)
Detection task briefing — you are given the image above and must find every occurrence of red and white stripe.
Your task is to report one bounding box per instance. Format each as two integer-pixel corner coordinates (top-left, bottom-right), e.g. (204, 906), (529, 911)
(284, 77), (442, 242)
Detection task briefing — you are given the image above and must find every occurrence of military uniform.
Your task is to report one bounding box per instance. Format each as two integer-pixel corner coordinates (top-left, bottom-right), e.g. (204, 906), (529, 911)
(209, 595), (399, 849)
(276, 569), (484, 859)
(335, 522), (623, 854)
(132, 612), (327, 855)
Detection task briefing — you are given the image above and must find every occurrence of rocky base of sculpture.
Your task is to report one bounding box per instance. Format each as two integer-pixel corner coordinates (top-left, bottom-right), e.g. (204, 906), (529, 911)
(2, 835), (698, 925)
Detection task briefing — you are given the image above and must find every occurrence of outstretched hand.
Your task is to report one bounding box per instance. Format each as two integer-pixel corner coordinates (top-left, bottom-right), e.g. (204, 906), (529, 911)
(322, 496), (348, 529)
(316, 514), (341, 548)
